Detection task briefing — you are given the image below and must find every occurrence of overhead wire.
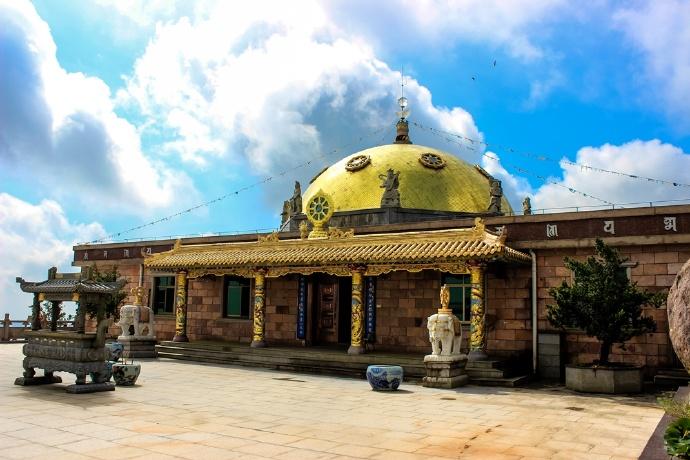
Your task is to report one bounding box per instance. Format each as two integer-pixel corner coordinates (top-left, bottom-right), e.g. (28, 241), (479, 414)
(413, 122), (617, 207)
(85, 116), (690, 245)
(85, 123), (394, 245)
(411, 121), (690, 188)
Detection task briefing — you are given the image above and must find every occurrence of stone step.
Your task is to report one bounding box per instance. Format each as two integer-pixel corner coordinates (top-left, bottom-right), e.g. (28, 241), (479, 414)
(465, 360), (505, 370)
(156, 345), (426, 373)
(465, 368), (509, 379)
(654, 370), (690, 390)
(471, 375), (531, 387)
(156, 342), (530, 387)
(156, 350), (425, 380)
(157, 345), (424, 368)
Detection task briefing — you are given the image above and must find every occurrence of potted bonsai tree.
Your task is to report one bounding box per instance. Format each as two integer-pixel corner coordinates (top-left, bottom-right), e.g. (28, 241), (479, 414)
(547, 239), (663, 393)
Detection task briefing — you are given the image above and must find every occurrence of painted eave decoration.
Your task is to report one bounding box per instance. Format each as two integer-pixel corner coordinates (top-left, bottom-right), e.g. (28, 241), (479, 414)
(144, 219), (529, 278)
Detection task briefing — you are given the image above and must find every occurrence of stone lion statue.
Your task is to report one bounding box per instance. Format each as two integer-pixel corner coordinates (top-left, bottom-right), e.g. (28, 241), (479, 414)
(117, 304), (155, 338)
(427, 312), (462, 356)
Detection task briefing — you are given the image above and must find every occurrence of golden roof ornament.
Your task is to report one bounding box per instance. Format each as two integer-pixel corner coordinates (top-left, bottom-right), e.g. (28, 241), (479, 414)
(328, 227), (354, 239)
(299, 221), (309, 240)
(438, 284), (452, 314)
(394, 96), (411, 144)
(258, 231), (280, 244)
(394, 70), (412, 144)
(131, 286), (145, 306)
(472, 217), (486, 237)
(306, 190), (334, 239)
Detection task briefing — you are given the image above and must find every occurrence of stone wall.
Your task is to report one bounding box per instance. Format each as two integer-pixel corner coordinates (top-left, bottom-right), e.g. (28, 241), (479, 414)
(184, 276), (303, 344)
(485, 264), (533, 361)
(534, 244), (689, 374)
(152, 275), (301, 344)
(375, 270), (441, 353)
(373, 268), (533, 357)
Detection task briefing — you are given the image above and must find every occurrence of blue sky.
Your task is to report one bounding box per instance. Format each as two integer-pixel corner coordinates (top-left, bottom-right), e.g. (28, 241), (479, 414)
(2, 0), (690, 317)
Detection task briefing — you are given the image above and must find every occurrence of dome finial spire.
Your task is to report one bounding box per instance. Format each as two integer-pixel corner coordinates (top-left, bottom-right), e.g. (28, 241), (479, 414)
(394, 66), (412, 144)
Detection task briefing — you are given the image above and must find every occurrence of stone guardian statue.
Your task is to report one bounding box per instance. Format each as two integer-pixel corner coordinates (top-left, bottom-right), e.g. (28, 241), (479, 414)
(289, 181), (302, 216)
(379, 169), (401, 207)
(487, 179), (503, 213)
(523, 197), (532, 215)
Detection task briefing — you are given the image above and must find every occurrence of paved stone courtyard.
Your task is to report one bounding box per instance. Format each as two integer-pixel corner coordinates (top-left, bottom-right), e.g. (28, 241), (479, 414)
(0, 343), (662, 459)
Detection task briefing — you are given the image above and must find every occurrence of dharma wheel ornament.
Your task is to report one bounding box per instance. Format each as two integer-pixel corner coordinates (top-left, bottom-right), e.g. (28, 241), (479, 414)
(345, 154), (371, 172)
(306, 190), (334, 239)
(419, 152), (446, 169)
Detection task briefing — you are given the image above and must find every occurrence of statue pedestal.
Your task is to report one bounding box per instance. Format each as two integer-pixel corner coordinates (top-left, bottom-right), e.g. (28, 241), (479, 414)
(117, 336), (157, 359)
(423, 354), (469, 389)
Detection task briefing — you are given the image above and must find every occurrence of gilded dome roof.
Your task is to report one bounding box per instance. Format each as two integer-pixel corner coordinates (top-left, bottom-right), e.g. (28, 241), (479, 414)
(303, 143), (512, 214)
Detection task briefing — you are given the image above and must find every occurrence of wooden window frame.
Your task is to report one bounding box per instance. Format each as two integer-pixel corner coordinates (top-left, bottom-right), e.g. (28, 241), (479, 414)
(152, 275), (176, 315)
(223, 276), (251, 320)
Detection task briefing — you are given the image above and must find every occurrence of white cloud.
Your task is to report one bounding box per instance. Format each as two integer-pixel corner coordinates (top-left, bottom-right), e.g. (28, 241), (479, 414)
(95, 0), (566, 61)
(0, 0), (199, 214)
(614, 1), (690, 129)
(485, 139), (690, 213)
(92, 0), (180, 27)
(523, 70), (565, 109)
(325, 0), (567, 61)
(0, 193), (106, 320)
(117, 1), (484, 182)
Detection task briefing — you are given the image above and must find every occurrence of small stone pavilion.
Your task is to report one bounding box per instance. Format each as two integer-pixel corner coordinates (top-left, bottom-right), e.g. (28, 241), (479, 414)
(15, 267), (124, 392)
(71, 111), (690, 381)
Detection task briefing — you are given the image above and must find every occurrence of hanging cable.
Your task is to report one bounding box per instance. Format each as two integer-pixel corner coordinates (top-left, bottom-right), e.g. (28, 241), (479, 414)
(85, 124), (394, 244)
(415, 122), (617, 207)
(411, 121), (690, 189)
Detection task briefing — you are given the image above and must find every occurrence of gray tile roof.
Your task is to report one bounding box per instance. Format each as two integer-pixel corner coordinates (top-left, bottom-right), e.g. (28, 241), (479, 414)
(16, 277), (124, 294)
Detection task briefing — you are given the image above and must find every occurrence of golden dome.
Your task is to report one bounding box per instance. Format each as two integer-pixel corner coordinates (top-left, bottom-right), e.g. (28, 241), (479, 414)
(303, 143), (512, 214)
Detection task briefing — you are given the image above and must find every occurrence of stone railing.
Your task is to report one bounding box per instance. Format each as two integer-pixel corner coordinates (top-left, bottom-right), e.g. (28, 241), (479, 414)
(2, 314), (77, 342)
(1, 314), (31, 342)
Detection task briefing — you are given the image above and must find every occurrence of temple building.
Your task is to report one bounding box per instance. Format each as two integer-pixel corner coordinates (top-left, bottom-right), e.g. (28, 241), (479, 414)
(71, 110), (690, 382)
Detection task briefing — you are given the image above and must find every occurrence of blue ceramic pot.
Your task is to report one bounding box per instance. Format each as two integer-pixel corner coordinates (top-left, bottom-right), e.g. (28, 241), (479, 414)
(112, 363), (141, 386)
(105, 342), (124, 362)
(366, 365), (403, 391)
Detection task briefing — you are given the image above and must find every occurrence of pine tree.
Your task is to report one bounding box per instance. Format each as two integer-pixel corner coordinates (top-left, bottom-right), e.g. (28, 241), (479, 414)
(547, 239), (662, 364)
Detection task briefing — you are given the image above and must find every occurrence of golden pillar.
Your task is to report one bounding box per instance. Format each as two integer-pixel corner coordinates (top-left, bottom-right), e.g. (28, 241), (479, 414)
(469, 264), (488, 360)
(251, 269), (267, 348)
(173, 270), (189, 342)
(348, 267), (365, 355)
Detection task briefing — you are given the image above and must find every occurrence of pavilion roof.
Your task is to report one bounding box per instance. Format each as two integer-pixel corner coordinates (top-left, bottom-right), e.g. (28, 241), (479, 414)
(145, 219), (530, 278)
(16, 277), (124, 295)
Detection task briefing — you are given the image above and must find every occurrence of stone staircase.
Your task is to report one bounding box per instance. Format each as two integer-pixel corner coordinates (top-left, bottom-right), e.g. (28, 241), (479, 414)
(156, 341), (426, 379)
(156, 341), (530, 387)
(465, 359), (531, 387)
(653, 368), (690, 389)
